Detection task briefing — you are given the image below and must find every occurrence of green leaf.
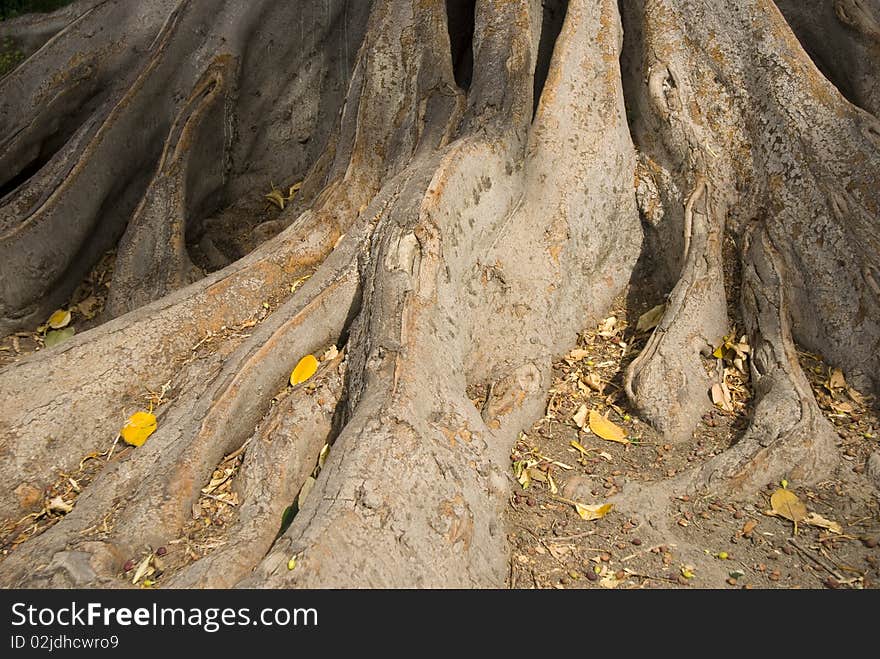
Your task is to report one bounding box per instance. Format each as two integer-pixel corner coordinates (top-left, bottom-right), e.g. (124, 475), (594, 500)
(44, 327), (75, 348)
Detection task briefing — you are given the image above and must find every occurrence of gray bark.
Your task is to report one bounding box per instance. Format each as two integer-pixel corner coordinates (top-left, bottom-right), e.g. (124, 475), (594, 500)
(0, 0), (877, 587)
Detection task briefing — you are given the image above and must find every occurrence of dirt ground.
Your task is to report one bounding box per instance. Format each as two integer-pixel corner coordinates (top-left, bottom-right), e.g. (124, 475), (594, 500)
(2, 257), (878, 590)
(503, 293), (880, 590)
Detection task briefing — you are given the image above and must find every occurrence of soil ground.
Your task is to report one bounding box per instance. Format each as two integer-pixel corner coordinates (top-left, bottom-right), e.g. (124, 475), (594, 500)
(503, 293), (880, 590)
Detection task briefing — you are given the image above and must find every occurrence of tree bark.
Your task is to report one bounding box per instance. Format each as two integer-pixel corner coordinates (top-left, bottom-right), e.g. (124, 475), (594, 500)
(0, 0), (877, 587)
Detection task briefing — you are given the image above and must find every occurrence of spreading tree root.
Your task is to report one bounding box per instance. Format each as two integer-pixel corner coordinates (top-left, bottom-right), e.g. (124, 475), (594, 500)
(695, 223), (839, 492)
(1, 0), (879, 588)
(625, 178), (728, 442)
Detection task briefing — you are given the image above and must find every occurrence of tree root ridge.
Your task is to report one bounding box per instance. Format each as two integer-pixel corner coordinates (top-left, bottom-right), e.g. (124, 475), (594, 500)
(0, 0), (877, 589)
(625, 178), (728, 442)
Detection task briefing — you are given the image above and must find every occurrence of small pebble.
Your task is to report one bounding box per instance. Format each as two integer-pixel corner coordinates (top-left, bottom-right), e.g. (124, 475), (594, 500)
(156, 546), (167, 557)
(733, 510), (744, 520)
(526, 497), (536, 507)
(726, 577), (738, 586)
(599, 552), (612, 562)
(123, 559), (135, 572)
(862, 537), (878, 548)
(631, 538), (642, 546)
(781, 545), (793, 555)
(823, 577), (840, 589)
(585, 570), (599, 582)
(616, 542), (627, 550)
(615, 570), (626, 580)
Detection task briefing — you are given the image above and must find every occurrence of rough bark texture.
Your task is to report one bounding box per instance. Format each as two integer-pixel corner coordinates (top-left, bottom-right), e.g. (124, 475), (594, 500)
(0, 0), (877, 587)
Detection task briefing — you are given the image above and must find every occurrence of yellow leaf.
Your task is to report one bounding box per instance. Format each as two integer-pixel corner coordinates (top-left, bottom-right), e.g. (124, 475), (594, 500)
(712, 345), (724, 359)
(636, 304), (665, 332)
(574, 502), (613, 521)
(290, 354), (318, 386)
(570, 440), (590, 457)
(288, 181), (303, 197)
(120, 411), (157, 447)
(287, 556), (297, 571)
(527, 468), (547, 483)
(681, 565), (695, 579)
(48, 309), (71, 329)
(131, 555), (152, 584)
(770, 488), (807, 524)
(588, 410), (629, 444)
(318, 443), (330, 470)
(265, 189), (286, 210)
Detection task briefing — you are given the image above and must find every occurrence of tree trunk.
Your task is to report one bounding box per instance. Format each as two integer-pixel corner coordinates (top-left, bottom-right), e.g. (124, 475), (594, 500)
(0, 0), (877, 588)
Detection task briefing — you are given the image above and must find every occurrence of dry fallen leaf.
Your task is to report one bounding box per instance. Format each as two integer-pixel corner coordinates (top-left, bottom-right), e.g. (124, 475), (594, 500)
(588, 410), (629, 444)
(582, 372), (604, 393)
(572, 404), (588, 429)
(265, 189), (286, 210)
(597, 316), (618, 337)
(803, 512), (842, 534)
(120, 411), (157, 447)
(636, 304), (665, 332)
(770, 488), (807, 530)
(516, 463), (531, 489)
(318, 443), (330, 470)
(567, 348), (591, 361)
(48, 309), (71, 329)
(290, 354), (319, 385)
(742, 519), (757, 535)
(574, 502), (613, 521)
(526, 468), (548, 484)
(74, 296), (100, 320)
(710, 382), (733, 412)
(47, 496), (73, 514)
(321, 345), (339, 361)
(131, 555), (153, 585)
(570, 439), (591, 457)
(828, 368), (846, 390)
